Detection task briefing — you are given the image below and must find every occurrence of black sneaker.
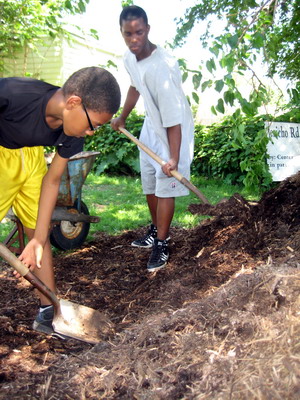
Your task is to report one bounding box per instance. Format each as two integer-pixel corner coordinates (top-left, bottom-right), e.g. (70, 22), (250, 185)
(147, 238), (169, 272)
(33, 305), (54, 334)
(32, 306), (68, 340)
(131, 224), (157, 248)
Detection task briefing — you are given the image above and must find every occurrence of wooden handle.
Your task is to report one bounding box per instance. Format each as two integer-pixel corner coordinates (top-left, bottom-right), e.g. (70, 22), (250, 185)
(0, 243), (60, 309)
(119, 127), (210, 204)
(119, 127), (165, 166)
(0, 243), (29, 276)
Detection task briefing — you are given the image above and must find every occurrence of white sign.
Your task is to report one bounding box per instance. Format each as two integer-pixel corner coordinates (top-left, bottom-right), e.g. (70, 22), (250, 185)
(266, 121), (300, 181)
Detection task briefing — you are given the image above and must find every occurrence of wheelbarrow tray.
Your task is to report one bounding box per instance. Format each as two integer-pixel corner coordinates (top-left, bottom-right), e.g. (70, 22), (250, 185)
(45, 151), (100, 207)
(49, 151), (101, 250)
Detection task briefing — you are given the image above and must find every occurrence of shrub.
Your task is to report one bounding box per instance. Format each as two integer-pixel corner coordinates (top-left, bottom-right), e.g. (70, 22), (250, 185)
(192, 112), (273, 192)
(84, 110), (144, 175)
(272, 108), (300, 123)
(45, 106), (297, 192)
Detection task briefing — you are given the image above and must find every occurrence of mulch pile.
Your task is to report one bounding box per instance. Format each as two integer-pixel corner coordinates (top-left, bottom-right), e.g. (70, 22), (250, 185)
(1, 172), (300, 399)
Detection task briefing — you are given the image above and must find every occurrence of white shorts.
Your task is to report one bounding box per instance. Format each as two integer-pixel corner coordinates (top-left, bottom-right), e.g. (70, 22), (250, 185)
(140, 155), (190, 198)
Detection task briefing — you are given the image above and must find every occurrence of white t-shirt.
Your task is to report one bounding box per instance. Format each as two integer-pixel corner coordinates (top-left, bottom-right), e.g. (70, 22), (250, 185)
(123, 46), (194, 175)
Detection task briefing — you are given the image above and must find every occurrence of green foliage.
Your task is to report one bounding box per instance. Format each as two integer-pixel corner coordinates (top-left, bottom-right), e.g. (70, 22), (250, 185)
(121, 0), (134, 7)
(45, 102), (299, 193)
(266, 1), (300, 82)
(50, 103), (298, 194)
(178, 58), (202, 105)
(272, 108), (300, 123)
(172, 0), (299, 116)
(192, 113), (273, 192)
(287, 83), (300, 109)
(0, 0), (91, 73)
(84, 110), (144, 175)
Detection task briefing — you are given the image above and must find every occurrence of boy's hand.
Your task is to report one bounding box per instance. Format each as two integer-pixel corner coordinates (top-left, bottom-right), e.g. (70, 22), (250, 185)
(111, 116), (126, 131)
(17, 239), (43, 277)
(162, 158), (178, 177)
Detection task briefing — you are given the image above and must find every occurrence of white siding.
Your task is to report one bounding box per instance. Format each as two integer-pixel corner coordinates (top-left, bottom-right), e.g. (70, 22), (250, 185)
(60, 36), (121, 84)
(3, 33), (121, 86)
(3, 38), (63, 84)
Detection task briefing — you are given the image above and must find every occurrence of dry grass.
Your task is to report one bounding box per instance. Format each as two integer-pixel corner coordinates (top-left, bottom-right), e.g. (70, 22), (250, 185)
(35, 264), (300, 400)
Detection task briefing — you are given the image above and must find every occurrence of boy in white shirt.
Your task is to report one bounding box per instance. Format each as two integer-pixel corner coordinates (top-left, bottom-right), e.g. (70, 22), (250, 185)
(111, 5), (194, 271)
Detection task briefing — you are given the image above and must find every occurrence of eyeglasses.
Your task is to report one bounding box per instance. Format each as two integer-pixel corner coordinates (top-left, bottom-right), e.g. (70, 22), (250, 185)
(82, 103), (95, 131)
(82, 104), (102, 131)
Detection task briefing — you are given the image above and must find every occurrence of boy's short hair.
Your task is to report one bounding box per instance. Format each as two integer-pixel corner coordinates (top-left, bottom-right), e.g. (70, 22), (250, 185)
(62, 67), (121, 114)
(119, 5), (148, 26)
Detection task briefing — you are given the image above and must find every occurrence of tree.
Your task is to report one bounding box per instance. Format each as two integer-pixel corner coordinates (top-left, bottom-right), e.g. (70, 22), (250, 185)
(121, 0), (134, 7)
(0, 0), (94, 73)
(173, 0), (299, 114)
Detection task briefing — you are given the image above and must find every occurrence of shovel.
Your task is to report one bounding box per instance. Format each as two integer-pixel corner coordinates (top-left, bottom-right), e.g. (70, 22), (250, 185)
(0, 243), (113, 344)
(119, 127), (211, 205)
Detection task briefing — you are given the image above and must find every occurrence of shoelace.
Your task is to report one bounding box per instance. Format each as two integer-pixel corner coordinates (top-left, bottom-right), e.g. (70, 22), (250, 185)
(149, 242), (167, 263)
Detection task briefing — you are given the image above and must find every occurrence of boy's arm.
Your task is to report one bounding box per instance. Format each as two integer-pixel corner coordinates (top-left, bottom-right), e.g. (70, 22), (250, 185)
(162, 124), (182, 177)
(19, 153), (69, 268)
(111, 85), (140, 130)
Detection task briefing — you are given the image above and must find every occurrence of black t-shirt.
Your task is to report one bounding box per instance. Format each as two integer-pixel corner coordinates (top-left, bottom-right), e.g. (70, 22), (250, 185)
(0, 77), (84, 158)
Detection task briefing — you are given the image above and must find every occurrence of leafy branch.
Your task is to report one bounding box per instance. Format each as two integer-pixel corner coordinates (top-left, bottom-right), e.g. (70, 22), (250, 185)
(0, 0), (92, 73)
(173, 0), (299, 117)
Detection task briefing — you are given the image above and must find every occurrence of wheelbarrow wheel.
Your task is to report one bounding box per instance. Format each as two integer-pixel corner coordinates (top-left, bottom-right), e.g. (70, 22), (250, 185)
(50, 200), (90, 250)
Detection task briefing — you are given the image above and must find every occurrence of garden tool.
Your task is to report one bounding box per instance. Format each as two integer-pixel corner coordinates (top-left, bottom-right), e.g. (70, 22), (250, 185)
(119, 127), (211, 205)
(0, 243), (113, 344)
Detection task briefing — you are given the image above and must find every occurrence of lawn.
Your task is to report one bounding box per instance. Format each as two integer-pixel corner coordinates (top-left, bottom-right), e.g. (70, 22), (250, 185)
(0, 173), (259, 243)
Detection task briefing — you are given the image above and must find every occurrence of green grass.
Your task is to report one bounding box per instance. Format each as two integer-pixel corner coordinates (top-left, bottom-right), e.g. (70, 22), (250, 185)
(0, 173), (261, 243)
(77, 173), (259, 238)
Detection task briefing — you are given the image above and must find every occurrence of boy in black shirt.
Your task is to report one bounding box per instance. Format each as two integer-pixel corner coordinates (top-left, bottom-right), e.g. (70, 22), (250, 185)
(0, 67), (121, 336)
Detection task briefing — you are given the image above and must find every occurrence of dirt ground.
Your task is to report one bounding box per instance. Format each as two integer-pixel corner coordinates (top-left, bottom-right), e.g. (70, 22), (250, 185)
(1, 172), (300, 399)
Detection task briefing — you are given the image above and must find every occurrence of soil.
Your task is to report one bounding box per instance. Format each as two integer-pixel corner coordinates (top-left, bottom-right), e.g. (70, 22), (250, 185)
(1, 173), (300, 399)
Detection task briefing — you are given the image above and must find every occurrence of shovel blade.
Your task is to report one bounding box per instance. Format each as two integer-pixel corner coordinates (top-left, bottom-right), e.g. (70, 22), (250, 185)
(53, 299), (114, 344)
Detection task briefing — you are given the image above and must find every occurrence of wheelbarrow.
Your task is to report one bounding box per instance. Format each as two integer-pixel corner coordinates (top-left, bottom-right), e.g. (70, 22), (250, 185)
(3, 151), (100, 253)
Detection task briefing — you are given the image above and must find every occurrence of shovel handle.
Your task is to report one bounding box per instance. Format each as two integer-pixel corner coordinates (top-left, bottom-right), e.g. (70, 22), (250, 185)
(119, 127), (210, 204)
(0, 242), (29, 276)
(0, 243), (60, 309)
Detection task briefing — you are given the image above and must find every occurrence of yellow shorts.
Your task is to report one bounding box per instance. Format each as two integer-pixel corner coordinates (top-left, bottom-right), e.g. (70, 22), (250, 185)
(0, 146), (47, 229)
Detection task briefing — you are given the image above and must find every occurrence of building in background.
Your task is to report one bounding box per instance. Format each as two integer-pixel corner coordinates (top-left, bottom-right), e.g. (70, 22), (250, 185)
(2, 32), (124, 87)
